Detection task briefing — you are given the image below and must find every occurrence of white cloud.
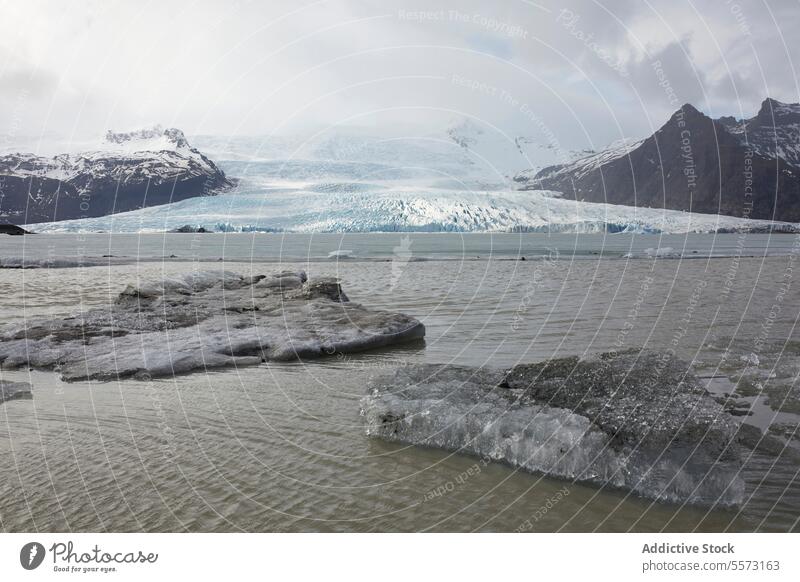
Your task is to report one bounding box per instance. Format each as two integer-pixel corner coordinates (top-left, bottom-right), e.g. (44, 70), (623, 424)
(0, 0), (797, 151)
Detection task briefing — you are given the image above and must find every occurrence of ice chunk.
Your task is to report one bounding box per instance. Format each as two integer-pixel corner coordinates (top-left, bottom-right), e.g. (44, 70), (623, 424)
(0, 257), (121, 269)
(363, 365), (625, 486)
(0, 269), (424, 381)
(644, 246), (681, 258)
(362, 351), (745, 507)
(0, 380), (32, 404)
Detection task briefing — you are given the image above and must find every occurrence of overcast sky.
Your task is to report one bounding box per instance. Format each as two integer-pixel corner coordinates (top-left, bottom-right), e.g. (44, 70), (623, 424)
(2, 0), (799, 152)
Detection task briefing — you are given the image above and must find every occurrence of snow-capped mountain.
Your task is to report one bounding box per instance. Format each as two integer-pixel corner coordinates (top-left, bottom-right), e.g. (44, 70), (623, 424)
(21, 116), (800, 234)
(0, 126), (232, 224)
(514, 137), (644, 186)
(443, 118), (591, 182)
(444, 118), (540, 178)
(515, 98), (800, 222)
(720, 97), (800, 168)
(194, 127), (506, 189)
(190, 119), (572, 187)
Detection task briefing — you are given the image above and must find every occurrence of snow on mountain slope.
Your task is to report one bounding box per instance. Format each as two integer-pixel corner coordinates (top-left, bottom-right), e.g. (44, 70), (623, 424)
(2, 126), (221, 182)
(193, 131), (509, 191)
(26, 181), (795, 234)
(19, 115), (800, 233)
(0, 126), (231, 224)
(515, 98), (800, 221)
(193, 118), (580, 187)
(195, 131), (473, 169)
(443, 118), (590, 181)
(515, 137), (644, 187)
(96, 126), (220, 175)
(721, 98), (800, 169)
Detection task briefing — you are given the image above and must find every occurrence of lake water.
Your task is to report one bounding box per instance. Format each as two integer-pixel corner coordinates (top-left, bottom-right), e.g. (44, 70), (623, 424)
(2, 231), (799, 263)
(0, 232), (798, 531)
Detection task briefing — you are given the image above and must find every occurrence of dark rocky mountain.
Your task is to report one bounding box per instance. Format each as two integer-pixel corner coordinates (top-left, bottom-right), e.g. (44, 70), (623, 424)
(0, 224), (31, 235)
(0, 127), (233, 225)
(515, 98), (800, 222)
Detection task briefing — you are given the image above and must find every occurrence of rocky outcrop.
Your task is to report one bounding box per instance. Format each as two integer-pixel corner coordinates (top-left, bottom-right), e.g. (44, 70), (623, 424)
(362, 350), (746, 507)
(0, 270), (425, 381)
(515, 99), (800, 222)
(169, 225), (210, 233)
(0, 224), (32, 235)
(0, 127), (233, 225)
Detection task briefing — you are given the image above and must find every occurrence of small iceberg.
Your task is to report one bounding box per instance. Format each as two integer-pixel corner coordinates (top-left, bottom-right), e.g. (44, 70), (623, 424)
(644, 246), (681, 258)
(0, 257), (120, 269)
(328, 250), (355, 259)
(362, 350), (746, 507)
(0, 269), (424, 381)
(621, 247), (682, 259)
(0, 380), (32, 404)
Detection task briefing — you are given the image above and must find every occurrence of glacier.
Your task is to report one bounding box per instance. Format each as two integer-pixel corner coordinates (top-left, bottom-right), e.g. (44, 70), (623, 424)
(362, 351), (747, 507)
(26, 182), (794, 235)
(21, 124), (799, 234)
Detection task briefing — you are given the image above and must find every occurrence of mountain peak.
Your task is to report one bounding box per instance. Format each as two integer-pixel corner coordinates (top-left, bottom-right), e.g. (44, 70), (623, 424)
(524, 95), (800, 222)
(666, 103), (708, 124)
(761, 96), (786, 107)
(105, 126), (190, 150)
(758, 97), (783, 117)
(661, 103), (709, 130)
(756, 97), (800, 121)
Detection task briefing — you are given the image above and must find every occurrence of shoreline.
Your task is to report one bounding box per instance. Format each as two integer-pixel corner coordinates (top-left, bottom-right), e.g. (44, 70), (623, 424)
(1, 252), (797, 269)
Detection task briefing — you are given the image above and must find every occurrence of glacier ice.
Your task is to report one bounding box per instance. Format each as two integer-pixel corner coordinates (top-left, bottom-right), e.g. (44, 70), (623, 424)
(0, 269), (424, 381)
(363, 366), (625, 486)
(15, 124), (800, 234)
(26, 184), (796, 235)
(362, 351), (746, 507)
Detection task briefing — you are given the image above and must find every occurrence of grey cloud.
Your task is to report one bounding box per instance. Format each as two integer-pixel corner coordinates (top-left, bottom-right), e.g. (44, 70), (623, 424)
(0, 68), (59, 99)
(628, 39), (707, 111)
(0, 0), (798, 142)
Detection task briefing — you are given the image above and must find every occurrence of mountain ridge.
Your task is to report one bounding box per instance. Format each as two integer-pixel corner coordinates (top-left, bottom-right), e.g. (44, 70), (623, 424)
(0, 127), (232, 225)
(515, 98), (800, 222)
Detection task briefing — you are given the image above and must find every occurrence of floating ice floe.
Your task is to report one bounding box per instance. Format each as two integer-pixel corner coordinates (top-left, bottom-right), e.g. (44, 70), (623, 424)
(0, 270), (424, 381)
(643, 246), (681, 258)
(0, 257), (127, 269)
(362, 350), (747, 507)
(0, 380), (32, 404)
(621, 247), (684, 259)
